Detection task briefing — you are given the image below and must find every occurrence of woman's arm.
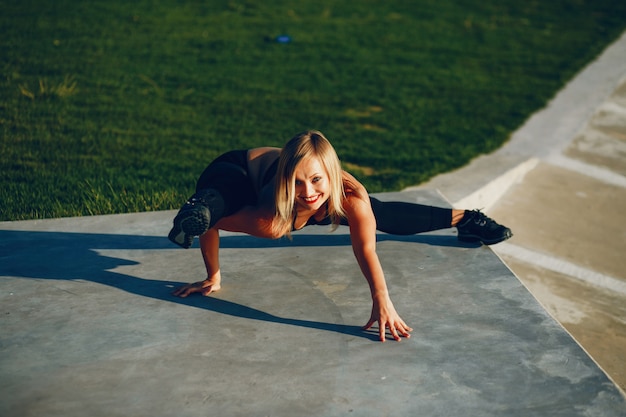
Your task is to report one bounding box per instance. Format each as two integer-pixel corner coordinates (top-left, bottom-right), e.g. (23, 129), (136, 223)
(171, 186), (279, 298)
(172, 227), (222, 297)
(343, 193), (412, 342)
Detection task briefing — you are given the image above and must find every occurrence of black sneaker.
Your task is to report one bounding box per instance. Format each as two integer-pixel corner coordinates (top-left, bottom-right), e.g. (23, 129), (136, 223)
(457, 210), (512, 245)
(168, 196), (211, 249)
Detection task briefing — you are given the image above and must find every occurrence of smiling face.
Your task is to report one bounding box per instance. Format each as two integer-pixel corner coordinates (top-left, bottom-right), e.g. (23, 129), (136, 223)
(293, 156), (331, 212)
(273, 130), (347, 237)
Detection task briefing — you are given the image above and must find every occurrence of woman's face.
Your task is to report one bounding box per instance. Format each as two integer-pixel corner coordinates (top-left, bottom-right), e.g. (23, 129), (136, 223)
(293, 156), (330, 212)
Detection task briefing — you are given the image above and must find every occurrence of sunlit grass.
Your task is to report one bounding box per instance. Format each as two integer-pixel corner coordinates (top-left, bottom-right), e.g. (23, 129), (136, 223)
(1, 0), (625, 220)
(19, 75), (79, 100)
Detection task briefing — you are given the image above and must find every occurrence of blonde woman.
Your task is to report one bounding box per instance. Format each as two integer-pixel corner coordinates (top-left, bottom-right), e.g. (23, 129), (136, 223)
(169, 131), (512, 342)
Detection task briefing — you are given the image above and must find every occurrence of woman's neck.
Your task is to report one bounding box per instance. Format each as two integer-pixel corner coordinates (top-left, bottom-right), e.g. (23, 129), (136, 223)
(293, 202), (328, 230)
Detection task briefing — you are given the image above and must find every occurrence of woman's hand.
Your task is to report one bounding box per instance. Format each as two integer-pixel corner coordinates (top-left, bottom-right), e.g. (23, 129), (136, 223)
(172, 276), (221, 298)
(363, 293), (412, 342)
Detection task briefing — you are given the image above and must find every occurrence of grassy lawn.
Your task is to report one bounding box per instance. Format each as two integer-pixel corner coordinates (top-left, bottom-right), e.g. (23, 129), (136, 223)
(2, 0), (625, 221)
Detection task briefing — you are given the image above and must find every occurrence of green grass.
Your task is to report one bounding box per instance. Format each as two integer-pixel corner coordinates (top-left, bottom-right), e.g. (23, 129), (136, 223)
(2, 0), (625, 221)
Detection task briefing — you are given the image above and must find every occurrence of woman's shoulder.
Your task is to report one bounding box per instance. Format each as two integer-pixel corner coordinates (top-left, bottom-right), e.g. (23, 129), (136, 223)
(341, 170), (368, 199)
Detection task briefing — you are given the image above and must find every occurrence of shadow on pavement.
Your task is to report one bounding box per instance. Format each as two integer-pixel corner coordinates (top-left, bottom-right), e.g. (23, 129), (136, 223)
(1, 229), (476, 341)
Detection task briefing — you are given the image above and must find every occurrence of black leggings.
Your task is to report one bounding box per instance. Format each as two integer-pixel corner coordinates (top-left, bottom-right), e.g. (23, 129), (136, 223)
(193, 151), (453, 235)
(195, 150), (256, 222)
(369, 197), (452, 235)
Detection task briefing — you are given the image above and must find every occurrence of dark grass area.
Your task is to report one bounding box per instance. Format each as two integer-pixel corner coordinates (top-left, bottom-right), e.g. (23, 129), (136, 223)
(2, 0), (625, 220)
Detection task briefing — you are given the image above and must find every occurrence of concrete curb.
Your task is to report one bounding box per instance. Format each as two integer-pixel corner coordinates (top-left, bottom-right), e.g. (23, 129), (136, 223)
(452, 157), (539, 210)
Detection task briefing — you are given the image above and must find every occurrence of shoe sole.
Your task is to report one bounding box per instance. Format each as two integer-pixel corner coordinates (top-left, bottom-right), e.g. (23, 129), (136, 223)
(168, 206), (211, 248)
(458, 230), (513, 245)
(168, 227), (192, 248)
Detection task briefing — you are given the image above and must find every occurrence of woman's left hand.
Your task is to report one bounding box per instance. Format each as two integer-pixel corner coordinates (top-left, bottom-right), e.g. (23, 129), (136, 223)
(363, 294), (412, 342)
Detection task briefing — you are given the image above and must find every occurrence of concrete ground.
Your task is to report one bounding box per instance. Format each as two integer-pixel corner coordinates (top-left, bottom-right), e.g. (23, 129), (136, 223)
(2, 31), (626, 417)
(412, 31), (626, 393)
(1, 190), (625, 417)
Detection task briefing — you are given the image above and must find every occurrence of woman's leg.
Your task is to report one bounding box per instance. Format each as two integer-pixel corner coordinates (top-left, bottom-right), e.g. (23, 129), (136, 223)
(369, 197), (512, 245)
(369, 197), (453, 235)
(169, 152), (255, 248)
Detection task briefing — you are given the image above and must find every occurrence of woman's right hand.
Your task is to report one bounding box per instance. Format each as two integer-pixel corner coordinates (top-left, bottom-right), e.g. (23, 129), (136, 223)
(172, 277), (221, 298)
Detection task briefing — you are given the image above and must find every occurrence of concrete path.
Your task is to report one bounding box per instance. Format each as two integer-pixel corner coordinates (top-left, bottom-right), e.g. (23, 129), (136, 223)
(411, 31), (626, 392)
(1, 190), (625, 417)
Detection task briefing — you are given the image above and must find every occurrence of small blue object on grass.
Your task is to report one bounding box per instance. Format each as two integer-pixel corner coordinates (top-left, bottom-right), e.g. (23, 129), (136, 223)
(275, 35), (292, 43)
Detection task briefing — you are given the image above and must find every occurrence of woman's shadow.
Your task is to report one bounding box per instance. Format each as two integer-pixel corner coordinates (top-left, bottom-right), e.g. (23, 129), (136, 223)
(0, 228), (476, 341)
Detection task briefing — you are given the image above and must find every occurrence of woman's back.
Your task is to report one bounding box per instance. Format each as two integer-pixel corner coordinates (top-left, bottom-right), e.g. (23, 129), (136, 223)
(246, 147), (281, 197)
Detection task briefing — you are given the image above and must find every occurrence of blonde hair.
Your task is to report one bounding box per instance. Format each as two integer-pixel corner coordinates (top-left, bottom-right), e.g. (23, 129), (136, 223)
(273, 131), (347, 237)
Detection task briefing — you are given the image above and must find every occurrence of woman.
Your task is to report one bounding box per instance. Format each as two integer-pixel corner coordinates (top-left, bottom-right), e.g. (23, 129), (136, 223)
(168, 131), (512, 342)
